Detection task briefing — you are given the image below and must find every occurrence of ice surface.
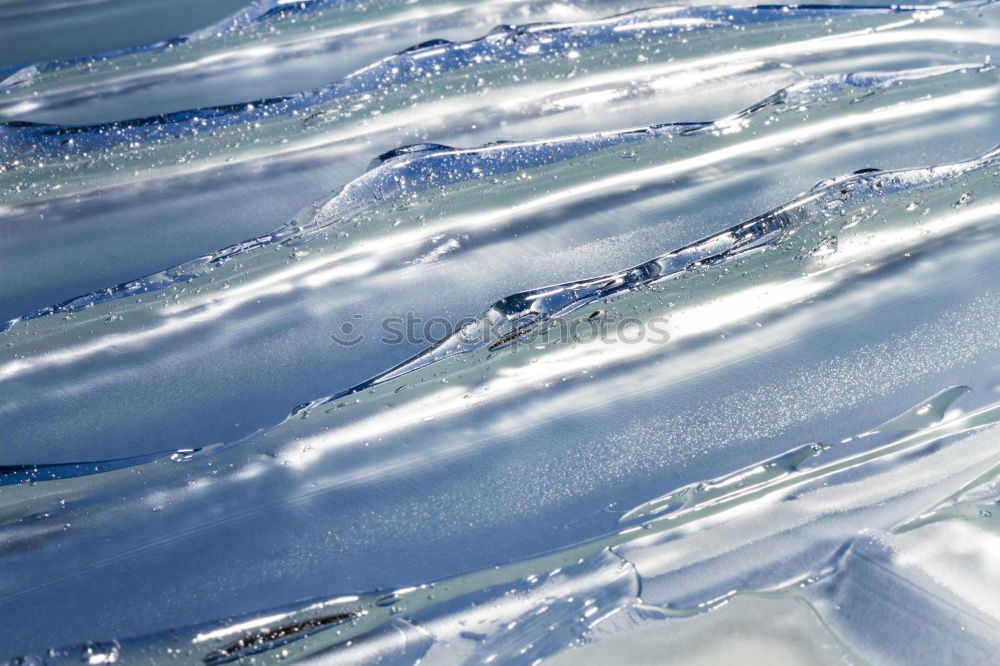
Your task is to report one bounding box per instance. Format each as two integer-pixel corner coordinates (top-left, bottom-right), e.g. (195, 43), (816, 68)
(1, 1), (999, 663)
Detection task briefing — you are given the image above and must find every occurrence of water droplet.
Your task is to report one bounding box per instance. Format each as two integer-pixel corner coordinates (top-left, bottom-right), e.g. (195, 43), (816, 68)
(954, 192), (975, 208)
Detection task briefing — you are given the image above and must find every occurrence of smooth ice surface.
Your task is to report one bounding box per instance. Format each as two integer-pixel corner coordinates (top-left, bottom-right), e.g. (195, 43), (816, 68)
(1, 1), (999, 663)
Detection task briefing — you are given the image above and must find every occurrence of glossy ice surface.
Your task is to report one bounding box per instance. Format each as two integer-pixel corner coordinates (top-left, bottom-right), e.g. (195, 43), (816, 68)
(1, 0), (999, 663)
